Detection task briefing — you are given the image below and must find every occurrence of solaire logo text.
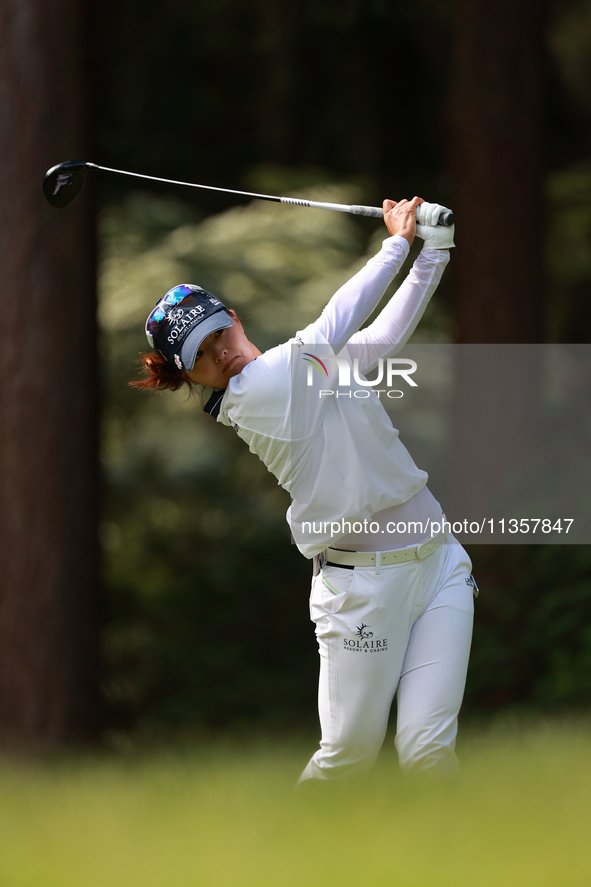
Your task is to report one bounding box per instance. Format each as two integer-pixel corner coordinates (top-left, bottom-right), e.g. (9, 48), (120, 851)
(306, 356), (418, 399)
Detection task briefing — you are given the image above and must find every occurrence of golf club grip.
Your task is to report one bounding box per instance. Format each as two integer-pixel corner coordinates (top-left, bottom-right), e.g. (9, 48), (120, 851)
(350, 204), (454, 226)
(350, 205), (384, 219)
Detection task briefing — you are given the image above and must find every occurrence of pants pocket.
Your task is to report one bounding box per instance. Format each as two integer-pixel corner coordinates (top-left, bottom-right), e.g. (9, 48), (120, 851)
(310, 565), (355, 620)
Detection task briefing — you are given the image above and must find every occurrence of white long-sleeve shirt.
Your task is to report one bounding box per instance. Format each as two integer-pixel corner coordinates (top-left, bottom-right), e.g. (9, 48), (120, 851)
(205, 236), (450, 557)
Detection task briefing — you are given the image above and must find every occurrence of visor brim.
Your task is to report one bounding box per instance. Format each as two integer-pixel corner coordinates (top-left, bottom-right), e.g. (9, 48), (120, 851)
(180, 310), (234, 370)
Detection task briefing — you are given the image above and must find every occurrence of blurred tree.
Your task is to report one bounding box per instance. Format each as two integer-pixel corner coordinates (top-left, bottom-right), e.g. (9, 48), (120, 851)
(0, 0), (102, 751)
(445, 0), (547, 519)
(447, 0), (548, 344)
(444, 0), (591, 728)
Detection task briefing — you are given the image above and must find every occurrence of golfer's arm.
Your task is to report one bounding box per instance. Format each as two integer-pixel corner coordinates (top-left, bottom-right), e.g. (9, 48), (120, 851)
(347, 247), (450, 372)
(309, 235), (410, 350)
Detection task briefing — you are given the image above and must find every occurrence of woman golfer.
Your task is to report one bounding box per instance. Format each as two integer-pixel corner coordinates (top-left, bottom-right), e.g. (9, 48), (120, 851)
(133, 197), (476, 782)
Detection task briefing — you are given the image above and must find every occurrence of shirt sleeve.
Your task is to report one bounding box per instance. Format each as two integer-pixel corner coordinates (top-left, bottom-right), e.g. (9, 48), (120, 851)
(299, 235), (410, 350)
(346, 247), (450, 374)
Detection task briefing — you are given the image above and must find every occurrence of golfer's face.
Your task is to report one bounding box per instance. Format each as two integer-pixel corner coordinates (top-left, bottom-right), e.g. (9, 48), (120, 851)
(185, 313), (256, 389)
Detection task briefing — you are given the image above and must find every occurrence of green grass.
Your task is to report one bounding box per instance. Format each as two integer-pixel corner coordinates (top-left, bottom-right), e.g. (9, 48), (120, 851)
(1, 719), (590, 887)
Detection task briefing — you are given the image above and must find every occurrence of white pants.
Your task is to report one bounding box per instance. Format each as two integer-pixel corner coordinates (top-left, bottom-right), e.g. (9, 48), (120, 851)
(299, 540), (475, 782)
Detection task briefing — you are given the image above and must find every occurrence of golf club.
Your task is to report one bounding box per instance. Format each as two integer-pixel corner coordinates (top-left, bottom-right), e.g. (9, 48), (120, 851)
(42, 160), (454, 226)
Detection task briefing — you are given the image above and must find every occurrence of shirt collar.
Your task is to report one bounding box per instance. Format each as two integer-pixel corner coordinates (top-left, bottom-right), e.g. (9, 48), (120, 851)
(203, 389), (225, 418)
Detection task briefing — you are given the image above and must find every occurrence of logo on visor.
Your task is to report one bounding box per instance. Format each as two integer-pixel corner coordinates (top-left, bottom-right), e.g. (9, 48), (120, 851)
(166, 305), (205, 345)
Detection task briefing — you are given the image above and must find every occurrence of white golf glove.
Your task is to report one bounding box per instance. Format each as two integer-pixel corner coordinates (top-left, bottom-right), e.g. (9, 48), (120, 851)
(415, 201), (455, 248)
(416, 202), (449, 227)
(415, 222), (455, 249)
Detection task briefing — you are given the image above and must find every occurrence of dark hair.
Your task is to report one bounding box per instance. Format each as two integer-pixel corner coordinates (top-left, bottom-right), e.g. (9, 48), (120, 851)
(129, 351), (193, 392)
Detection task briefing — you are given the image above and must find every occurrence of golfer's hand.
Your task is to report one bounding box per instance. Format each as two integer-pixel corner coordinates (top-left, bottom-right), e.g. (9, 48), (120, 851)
(383, 196), (424, 246)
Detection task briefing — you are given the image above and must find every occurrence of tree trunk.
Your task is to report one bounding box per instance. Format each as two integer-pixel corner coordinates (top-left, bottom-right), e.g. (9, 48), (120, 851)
(447, 0), (547, 344)
(0, 0), (102, 752)
(445, 0), (548, 522)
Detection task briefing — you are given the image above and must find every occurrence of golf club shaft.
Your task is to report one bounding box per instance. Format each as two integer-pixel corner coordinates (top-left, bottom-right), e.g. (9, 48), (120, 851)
(44, 160), (454, 224)
(87, 163), (385, 218)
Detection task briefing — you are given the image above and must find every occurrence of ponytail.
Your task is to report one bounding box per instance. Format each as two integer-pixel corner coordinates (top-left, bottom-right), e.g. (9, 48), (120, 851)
(129, 351), (191, 392)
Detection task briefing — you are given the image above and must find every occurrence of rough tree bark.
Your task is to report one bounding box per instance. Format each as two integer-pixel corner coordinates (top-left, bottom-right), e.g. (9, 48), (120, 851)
(0, 0), (102, 752)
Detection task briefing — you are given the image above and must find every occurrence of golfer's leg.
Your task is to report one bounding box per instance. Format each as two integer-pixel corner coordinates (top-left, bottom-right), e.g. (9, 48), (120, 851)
(299, 564), (415, 783)
(395, 570), (474, 775)
(299, 639), (394, 781)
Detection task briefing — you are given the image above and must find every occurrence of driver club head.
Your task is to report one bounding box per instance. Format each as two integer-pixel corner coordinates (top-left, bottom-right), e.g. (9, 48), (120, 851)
(43, 160), (93, 208)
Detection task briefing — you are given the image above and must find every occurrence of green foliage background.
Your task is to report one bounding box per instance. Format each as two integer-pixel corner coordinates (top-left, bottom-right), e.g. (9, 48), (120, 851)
(100, 174), (386, 738)
(88, 0), (591, 742)
(99, 163), (591, 741)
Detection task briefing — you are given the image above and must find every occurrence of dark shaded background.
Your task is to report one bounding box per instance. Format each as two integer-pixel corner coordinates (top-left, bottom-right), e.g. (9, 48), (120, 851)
(1, 0), (590, 752)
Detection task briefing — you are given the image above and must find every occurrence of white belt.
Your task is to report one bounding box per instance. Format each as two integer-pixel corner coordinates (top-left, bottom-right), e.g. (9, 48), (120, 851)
(325, 531), (446, 568)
